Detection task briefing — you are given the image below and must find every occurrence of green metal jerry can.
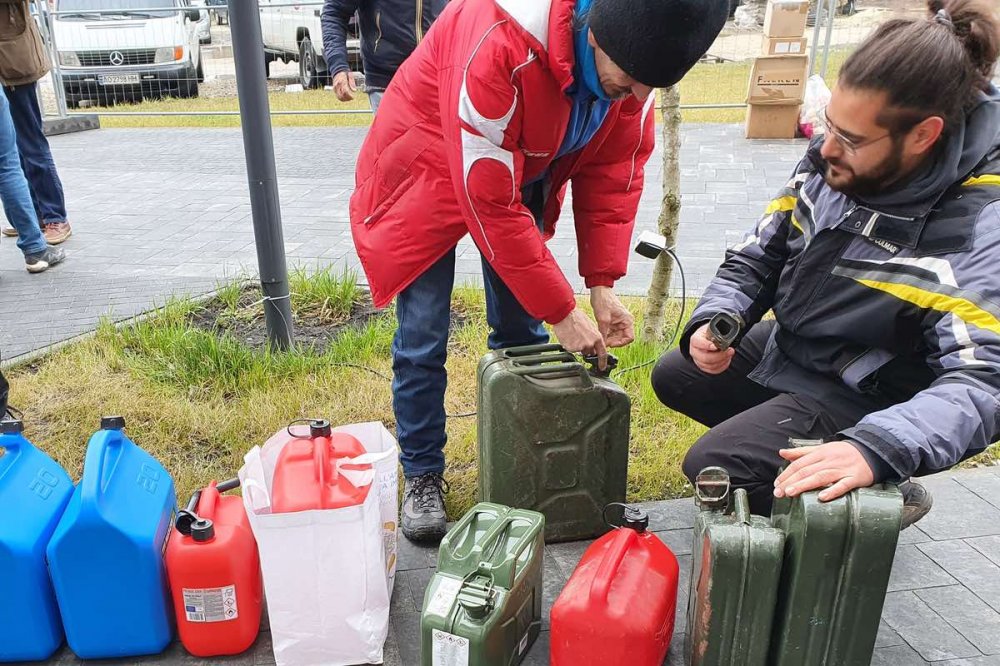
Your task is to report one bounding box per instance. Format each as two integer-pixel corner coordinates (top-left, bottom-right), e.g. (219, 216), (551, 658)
(477, 344), (630, 543)
(686, 468), (785, 666)
(769, 445), (903, 666)
(420, 503), (545, 666)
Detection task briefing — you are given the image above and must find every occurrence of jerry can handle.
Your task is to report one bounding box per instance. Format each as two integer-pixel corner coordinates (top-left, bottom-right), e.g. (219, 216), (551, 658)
(589, 526), (638, 605)
(733, 488), (752, 525)
(491, 519), (540, 589)
(502, 344), (567, 358)
(0, 420), (25, 479)
(509, 362), (594, 387)
(80, 424), (126, 514)
(176, 477), (241, 535)
(695, 466), (731, 512)
(509, 352), (578, 368)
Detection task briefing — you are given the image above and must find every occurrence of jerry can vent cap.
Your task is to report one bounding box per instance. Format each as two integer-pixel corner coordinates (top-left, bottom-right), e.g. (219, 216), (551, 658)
(0, 419), (23, 434)
(101, 415), (126, 431)
(191, 518), (216, 542)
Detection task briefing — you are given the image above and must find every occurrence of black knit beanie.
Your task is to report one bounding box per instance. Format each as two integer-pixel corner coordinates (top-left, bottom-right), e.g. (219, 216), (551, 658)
(588, 0), (730, 88)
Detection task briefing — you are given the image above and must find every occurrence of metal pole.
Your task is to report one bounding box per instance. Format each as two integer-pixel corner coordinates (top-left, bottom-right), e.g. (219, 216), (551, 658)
(36, 2), (68, 118)
(820, 0), (837, 78)
(228, 0), (294, 349)
(808, 0), (825, 76)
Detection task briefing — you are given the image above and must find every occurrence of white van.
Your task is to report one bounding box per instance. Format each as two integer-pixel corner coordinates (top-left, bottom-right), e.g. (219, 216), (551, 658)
(259, 2), (361, 89)
(52, 0), (203, 107)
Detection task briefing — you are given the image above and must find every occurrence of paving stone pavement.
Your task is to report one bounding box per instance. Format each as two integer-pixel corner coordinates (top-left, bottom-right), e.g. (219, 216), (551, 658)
(0, 124), (798, 362)
(37, 465), (1000, 665)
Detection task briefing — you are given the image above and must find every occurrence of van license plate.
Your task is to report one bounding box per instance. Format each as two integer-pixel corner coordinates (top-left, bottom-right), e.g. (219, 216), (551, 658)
(99, 74), (140, 85)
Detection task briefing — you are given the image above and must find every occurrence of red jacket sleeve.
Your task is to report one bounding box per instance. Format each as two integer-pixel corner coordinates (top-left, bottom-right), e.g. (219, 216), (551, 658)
(438, 24), (577, 325)
(571, 94), (657, 288)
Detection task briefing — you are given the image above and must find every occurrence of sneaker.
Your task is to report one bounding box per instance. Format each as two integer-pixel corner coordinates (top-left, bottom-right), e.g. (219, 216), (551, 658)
(42, 222), (72, 245)
(1, 226), (17, 237)
(24, 246), (66, 273)
(402, 472), (449, 543)
(899, 480), (933, 530)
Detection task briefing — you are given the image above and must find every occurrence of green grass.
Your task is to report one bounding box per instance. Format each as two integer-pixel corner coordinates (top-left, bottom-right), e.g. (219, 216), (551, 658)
(82, 49), (854, 128)
(8, 268), (995, 516)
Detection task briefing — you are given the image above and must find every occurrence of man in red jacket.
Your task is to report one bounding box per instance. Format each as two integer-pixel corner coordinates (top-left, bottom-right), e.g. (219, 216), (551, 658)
(351, 0), (729, 541)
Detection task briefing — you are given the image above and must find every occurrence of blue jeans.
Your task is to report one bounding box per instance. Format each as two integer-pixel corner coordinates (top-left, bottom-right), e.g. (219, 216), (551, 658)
(392, 249), (549, 477)
(368, 89), (384, 114)
(4, 83), (67, 225)
(0, 91), (46, 256)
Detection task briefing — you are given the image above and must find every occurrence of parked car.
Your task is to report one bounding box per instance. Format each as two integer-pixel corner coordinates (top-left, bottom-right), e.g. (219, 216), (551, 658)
(53, 0), (204, 106)
(259, 2), (361, 89)
(191, 0), (211, 43)
(205, 0), (226, 25)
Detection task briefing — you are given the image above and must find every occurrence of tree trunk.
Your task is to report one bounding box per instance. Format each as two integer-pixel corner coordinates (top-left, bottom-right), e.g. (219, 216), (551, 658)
(642, 86), (683, 343)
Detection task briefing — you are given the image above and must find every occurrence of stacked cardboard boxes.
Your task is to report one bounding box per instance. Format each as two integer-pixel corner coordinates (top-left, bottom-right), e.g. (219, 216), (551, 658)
(746, 0), (810, 138)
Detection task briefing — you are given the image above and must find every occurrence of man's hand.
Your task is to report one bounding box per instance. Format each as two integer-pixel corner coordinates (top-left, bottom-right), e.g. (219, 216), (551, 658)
(333, 71), (356, 102)
(553, 308), (608, 369)
(590, 286), (635, 348)
(773, 441), (875, 503)
(690, 323), (736, 375)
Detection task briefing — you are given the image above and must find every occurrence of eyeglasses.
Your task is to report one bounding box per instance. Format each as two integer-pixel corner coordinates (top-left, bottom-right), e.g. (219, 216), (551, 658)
(818, 108), (893, 156)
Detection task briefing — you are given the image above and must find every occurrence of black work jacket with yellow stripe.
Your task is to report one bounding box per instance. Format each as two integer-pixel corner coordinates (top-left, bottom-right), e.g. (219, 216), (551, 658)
(682, 85), (1000, 482)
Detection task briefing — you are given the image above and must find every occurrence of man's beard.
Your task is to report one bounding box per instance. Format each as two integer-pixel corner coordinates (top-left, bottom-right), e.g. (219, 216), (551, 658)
(825, 138), (905, 199)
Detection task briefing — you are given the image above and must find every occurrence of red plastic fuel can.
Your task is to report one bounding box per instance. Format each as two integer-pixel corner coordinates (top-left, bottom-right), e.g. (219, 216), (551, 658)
(165, 479), (263, 658)
(271, 419), (373, 513)
(550, 504), (680, 666)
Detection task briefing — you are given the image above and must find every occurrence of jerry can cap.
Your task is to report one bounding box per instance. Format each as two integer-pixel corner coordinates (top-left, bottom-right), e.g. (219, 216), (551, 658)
(101, 415), (126, 431)
(310, 419), (332, 438)
(695, 466), (731, 511)
(457, 575), (496, 620)
(0, 419), (23, 434)
(603, 503), (649, 532)
(191, 518), (216, 542)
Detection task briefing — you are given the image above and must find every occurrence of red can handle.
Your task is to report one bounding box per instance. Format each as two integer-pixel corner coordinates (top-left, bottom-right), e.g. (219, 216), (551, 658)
(589, 527), (637, 605)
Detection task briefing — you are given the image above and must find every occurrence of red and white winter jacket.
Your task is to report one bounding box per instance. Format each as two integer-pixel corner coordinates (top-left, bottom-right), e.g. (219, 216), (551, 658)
(350, 0), (656, 324)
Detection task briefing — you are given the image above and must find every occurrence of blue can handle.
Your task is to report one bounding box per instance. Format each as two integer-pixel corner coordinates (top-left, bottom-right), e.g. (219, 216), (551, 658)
(80, 420), (127, 517)
(0, 427), (26, 480)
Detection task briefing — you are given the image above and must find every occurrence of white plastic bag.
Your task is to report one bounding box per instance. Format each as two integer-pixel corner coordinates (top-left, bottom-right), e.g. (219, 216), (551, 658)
(240, 422), (400, 666)
(800, 74), (832, 139)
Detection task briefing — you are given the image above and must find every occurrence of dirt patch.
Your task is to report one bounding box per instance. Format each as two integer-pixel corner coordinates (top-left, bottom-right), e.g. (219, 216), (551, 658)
(187, 284), (469, 353)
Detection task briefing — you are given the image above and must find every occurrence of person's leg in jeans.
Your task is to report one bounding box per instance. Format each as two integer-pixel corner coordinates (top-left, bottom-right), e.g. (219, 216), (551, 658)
(652, 321), (870, 515)
(0, 90), (63, 273)
(4, 83), (70, 244)
(393, 249), (455, 541)
(367, 89), (384, 114)
(480, 257), (549, 350)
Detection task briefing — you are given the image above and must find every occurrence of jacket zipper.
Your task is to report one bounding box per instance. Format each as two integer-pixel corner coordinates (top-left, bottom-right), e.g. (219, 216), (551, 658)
(415, 0), (424, 43)
(374, 11), (382, 53)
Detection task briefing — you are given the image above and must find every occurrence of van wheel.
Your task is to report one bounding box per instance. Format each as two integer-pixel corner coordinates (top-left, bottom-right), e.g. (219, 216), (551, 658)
(841, 0), (856, 15)
(178, 70), (200, 98)
(299, 35), (321, 89)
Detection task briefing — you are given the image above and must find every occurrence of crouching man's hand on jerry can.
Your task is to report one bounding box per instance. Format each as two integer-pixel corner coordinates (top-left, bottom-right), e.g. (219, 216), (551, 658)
(773, 441), (876, 503)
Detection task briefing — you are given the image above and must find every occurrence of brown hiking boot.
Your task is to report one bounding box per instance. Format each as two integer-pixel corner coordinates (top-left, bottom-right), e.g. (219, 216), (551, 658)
(1, 226), (17, 237)
(42, 222), (72, 245)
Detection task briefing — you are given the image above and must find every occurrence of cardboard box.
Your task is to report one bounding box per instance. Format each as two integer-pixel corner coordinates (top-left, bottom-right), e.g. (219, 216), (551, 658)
(747, 55), (809, 105)
(763, 36), (808, 56)
(763, 0), (809, 37)
(746, 104), (801, 139)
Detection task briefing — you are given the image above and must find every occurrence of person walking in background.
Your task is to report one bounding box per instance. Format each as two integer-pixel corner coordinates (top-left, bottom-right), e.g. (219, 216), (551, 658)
(0, 89), (65, 273)
(321, 0), (446, 113)
(0, 0), (72, 245)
